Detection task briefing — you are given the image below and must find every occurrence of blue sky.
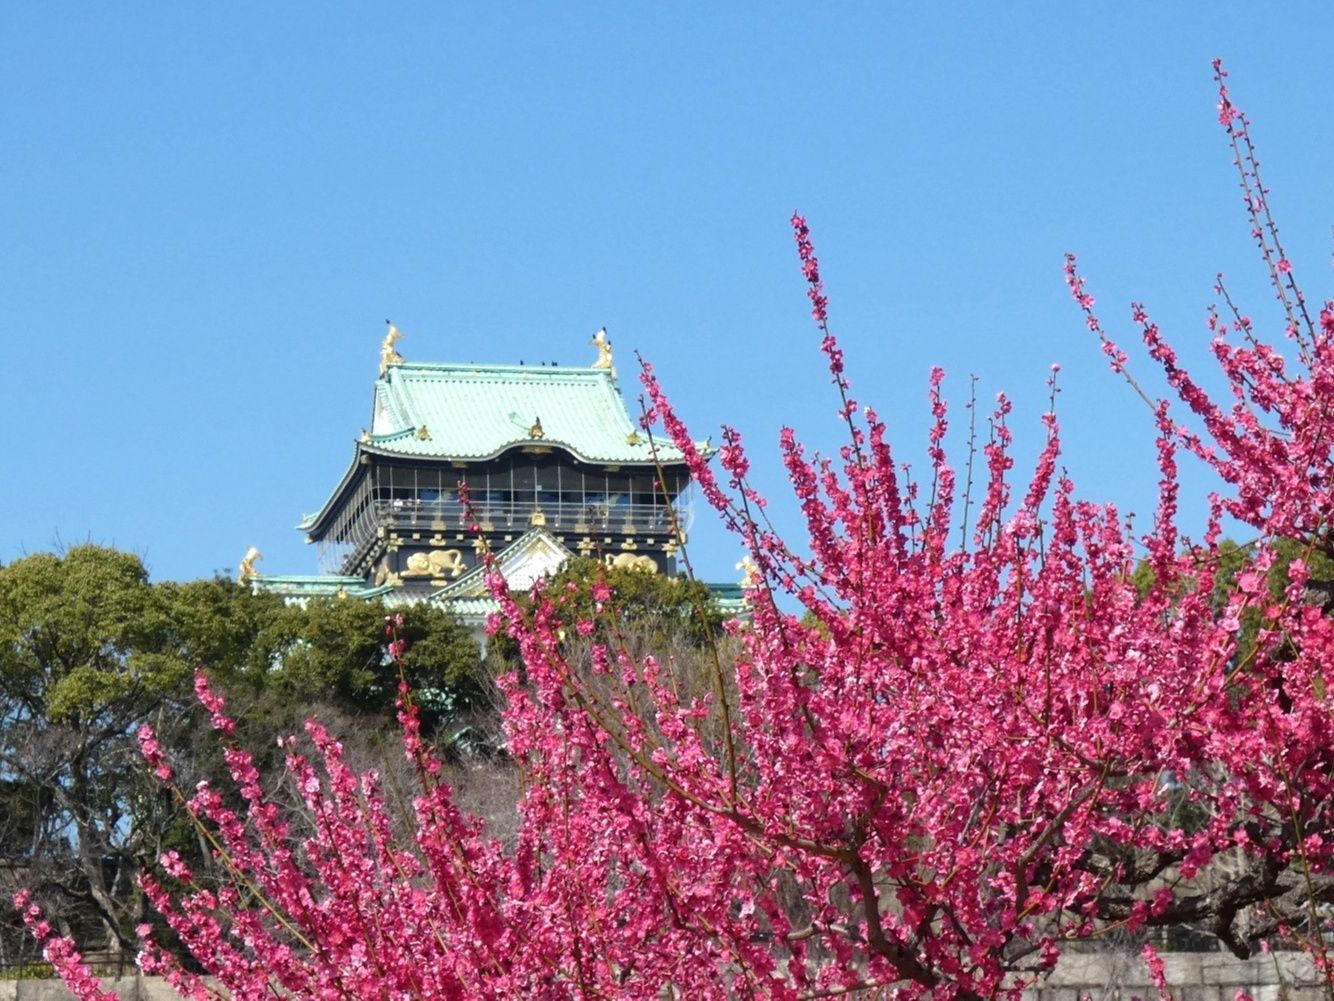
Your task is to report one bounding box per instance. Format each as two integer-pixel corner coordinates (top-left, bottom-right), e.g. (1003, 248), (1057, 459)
(2, 4), (1331, 585)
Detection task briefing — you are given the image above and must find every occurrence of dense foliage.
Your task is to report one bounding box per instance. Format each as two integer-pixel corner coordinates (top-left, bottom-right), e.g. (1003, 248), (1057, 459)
(0, 547), (480, 967)
(493, 556), (726, 657)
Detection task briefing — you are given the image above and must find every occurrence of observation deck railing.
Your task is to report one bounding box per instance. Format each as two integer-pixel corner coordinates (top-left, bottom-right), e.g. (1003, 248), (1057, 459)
(375, 498), (691, 535)
(317, 499), (691, 575)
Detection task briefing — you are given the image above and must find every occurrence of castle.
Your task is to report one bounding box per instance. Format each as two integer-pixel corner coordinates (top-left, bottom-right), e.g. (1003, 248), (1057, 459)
(247, 325), (742, 626)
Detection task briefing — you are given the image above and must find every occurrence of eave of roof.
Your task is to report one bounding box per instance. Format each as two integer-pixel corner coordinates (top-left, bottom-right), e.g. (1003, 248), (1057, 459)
(436, 595), (500, 622)
(252, 575), (395, 600)
(298, 447), (364, 533)
(358, 437), (687, 466)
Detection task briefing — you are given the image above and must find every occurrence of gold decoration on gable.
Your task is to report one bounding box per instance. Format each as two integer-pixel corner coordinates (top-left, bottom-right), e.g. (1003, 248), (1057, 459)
(605, 552), (658, 574)
(402, 549), (466, 579)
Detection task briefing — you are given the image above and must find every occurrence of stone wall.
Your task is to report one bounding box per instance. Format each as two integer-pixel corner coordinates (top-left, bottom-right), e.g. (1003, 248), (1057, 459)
(0, 978), (189, 1001)
(0, 953), (1325, 999)
(1032, 950), (1325, 1001)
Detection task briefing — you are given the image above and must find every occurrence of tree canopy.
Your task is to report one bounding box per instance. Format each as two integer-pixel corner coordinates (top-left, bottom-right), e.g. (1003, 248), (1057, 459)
(1, 545), (481, 961)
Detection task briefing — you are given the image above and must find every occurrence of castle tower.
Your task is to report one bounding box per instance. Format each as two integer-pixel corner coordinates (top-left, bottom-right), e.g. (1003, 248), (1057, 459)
(253, 327), (711, 620)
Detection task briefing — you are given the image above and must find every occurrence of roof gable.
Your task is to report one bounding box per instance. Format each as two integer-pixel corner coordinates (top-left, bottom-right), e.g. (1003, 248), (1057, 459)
(432, 528), (574, 599)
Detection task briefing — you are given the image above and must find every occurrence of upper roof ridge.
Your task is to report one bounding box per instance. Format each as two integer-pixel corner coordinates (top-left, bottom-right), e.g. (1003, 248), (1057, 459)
(383, 359), (612, 376)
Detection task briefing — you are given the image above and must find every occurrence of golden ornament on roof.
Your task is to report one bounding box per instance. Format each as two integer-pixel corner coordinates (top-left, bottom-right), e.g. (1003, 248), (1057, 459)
(238, 546), (264, 583)
(379, 322), (405, 376)
(591, 327), (614, 371)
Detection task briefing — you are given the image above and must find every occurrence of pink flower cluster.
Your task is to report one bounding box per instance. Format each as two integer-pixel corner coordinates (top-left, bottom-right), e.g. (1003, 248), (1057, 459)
(13, 891), (120, 1001)
(791, 211), (829, 327)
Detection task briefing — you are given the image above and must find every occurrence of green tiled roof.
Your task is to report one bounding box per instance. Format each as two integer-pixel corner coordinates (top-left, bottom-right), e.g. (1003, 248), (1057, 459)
(440, 596), (501, 624)
(250, 575), (396, 600)
(708, 582), (750, 618)
(254, 566), (746, 623)
(368, 362), (687, 464)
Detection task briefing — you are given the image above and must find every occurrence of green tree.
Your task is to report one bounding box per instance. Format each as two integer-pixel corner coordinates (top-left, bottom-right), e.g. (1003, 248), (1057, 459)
(0, 547), (484, 958)
(1133, 537), (1334, 672)
(262, 595), (483, 727)
(0, 546), (188, 951)
(157, 575), (291, 682)
(492, 556), (724, 665)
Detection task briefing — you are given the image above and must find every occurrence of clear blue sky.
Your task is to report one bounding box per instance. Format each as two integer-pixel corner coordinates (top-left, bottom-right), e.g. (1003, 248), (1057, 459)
(2, 4), (1331, 585)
